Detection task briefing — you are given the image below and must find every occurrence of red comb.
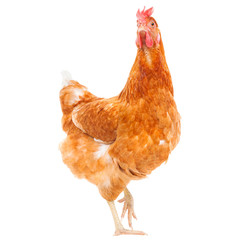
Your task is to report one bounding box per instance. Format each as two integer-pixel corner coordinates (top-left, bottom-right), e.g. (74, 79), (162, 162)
(136, 7), (154, 24)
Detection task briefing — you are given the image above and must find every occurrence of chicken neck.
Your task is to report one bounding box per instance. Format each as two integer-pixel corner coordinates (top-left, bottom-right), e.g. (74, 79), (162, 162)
(119, 42), (174, 103)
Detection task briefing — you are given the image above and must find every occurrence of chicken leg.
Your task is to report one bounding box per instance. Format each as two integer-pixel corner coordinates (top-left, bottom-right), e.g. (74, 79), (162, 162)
(107, 188), (146, 236)
(107, 201), (146, 236)
(118, 188), (137, 229)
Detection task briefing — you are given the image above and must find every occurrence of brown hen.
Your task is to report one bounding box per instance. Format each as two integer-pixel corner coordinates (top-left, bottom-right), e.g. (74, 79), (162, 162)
(59, 7), (181, 236)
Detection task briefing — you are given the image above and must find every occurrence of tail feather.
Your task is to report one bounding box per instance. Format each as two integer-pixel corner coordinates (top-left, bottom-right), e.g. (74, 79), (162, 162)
(61, 71), (72, 87)
(59, 71), (98, 117)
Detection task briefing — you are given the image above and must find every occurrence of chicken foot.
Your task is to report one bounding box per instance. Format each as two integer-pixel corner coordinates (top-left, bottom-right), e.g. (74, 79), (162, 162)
(118, 188), (137, 229)
(107, 198), (146, 236)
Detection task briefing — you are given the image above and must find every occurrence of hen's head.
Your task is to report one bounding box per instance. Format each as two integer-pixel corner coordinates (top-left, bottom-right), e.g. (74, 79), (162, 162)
(136, 7), (161, 49)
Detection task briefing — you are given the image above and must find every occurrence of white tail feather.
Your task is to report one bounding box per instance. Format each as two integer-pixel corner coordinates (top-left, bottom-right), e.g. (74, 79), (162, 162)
(61, 71), (72, 87)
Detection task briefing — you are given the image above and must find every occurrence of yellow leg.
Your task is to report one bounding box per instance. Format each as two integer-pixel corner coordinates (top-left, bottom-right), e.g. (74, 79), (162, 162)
(107, 190), (146, 236)
(107, 201), (124, 233)
(118, 188), (137, 229)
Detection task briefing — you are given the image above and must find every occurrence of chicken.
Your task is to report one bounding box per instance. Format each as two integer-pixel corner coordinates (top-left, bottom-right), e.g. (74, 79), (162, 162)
(59, 7), (181, 236)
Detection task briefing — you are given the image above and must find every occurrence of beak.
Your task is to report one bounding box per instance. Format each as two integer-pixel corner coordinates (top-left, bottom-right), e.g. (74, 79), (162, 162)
(138, 25), (148, 33)
(136, 25), (153, 48)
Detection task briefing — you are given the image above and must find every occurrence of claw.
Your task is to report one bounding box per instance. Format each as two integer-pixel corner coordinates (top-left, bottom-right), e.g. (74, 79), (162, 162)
(107, 197), (146, 236)
(114, 229), (147, 236)
(128, 210), (133, 229)
(121, 203), (128, 219)
(118, 188), (137, 230)
(118, 198), (125, 203)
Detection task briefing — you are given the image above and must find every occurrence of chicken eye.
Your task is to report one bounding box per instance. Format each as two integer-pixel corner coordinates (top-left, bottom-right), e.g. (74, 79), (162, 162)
(150, 21), (155, 28)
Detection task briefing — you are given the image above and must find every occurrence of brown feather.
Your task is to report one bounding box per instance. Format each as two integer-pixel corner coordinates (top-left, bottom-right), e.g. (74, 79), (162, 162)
(72, 97), (120, 143)
(59, 21), (180, 201)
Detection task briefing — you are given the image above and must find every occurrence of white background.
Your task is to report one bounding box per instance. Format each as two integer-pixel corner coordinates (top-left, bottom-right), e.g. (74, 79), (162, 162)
(0, 0), (247, 239)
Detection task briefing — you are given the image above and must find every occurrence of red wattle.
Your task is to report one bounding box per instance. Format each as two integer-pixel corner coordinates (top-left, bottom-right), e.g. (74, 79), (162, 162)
(145, 32), (153, 48)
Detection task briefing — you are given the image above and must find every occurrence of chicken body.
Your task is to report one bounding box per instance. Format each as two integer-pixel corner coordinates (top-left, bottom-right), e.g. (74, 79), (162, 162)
(59, 7), (181, 235)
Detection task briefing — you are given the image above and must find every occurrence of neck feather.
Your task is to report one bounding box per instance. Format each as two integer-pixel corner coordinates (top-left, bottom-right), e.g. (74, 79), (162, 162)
(119, 41), (174, 103)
